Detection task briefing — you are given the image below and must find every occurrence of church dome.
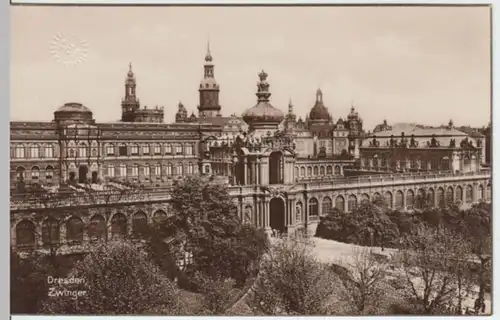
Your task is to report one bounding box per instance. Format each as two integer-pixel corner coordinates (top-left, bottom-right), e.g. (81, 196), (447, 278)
(309, 89), (330, 121)
(242, 70), (284, 128)
(54, 102), (94, 123)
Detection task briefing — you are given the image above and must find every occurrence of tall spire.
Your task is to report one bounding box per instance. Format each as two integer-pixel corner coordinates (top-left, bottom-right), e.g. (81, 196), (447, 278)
(288, 97), (293, 113)
(205, 39), (213, 63)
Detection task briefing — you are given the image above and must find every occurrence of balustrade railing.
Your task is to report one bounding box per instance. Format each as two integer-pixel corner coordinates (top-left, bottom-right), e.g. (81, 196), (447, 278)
(11, 169), (491, 211)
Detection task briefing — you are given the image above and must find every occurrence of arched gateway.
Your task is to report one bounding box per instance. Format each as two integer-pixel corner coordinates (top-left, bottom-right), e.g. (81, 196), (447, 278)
(270, 197), (286, 234)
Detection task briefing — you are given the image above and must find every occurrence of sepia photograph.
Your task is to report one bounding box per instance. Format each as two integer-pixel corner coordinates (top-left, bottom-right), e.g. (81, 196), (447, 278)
(10, 3), (492, 316)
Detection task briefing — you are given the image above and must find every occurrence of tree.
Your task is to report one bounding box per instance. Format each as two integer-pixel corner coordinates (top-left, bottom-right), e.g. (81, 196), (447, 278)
(249, 237), (337, 315)
(396, 225), (471, 314)
(193, 272), (237, 315)
(461, 202), (492, 306)
(151, 175), (268, 284)
(11, 249), (57, 314)
(335, 247), (388, 314)
(40, 240), (180, 315)
(316, 201), (399, 248)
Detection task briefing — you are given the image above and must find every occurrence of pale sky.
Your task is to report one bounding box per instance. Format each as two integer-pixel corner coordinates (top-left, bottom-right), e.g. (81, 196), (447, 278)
(11, 5), (491, 131)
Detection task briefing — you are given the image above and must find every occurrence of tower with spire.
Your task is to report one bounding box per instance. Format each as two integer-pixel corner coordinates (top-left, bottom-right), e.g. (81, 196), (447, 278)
(198, 41), (221, 119)
(121, 63), (140, 122)
(284, 98), (297, 132)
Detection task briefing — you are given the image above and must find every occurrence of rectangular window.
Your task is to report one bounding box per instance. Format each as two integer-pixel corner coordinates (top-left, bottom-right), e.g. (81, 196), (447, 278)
(45, 146), (54, 158)
(107, 145), (115, 156)
(131, 146), (139, 156)
(15, 146), (25, 159)
(165, 144), (172, 154)
(142, 145), (150, 155)
(176, 144), (183, 154)
(31, 146), (39, 158)
(155, 164), (161, 176)
(154, 144), (161, 155)
(144, 165), (150, 176)
(108, 165), (115, 177)
(119, 146), (127, 156)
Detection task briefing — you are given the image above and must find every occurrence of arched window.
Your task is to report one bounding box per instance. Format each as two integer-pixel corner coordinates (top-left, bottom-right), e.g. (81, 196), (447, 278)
(307, 167), (312, 176)
(118, 143), (128, 156)
(294, 166), (299, 178)
(88, 215), (106, 240)
(119, 164), (127, 177)
(45, 165), (54, 180)
(384, 191), (393, 209)
(175, 143), (183, 154)
(335, 195), (345, 212)
(45, 145), (54, 158)
(334, 165), (341, 175)
(320, 166), (325, 175)
(361, 193), (370, 204)
(107, 164), (115, 177)
(153, 210), (168, 224)
(440, 157), (450, 170)
(321, 197), (332, 215)
(177, 163), (183, 176)
(372, 156), (379, 167)
(132, 164), (139, 177)
(446, 187), (454, 203)
(465, 185), (473, 203)
(455, 186), (463, 202)
(463, 155), (471, 172)
(313, 166), (319, 176)
(144, 164), (151, 177)
(309, 198), (319, 217)
(66, 217), (84, 242)
(30, 144), (40, 158)
(15, 145), (25, 158)
(326, 165), (333, 175)
(372, 192), (381, 202)
(42, 218), (60, 245)
(300, 167), (306, 177)
(486, 184), (491, 201)
(296, 201), (303, 222)
(406, 190), (415, 209)
(437, 187), (445, 208)
(478, 185), (484, 200)
(166, 163), (173, 176)
(78, 143), (87, 158)
(428, 188), (435, 206)
(381, 157), (387, 167)
(348, 195), (358, 211)
(155, 163), (162, 176)
(111, 213), (128, 238)
(106, 143), (115, 156)
(16, 220), (36, 246)
(132, 212), (148, 236)
(31, 166), (40, 180)
(395, 190), (404, 210)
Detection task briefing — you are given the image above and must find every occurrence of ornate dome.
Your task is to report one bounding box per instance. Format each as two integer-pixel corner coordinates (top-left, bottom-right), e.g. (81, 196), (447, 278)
(242, 70), (284, 128)
(309, 89), (330, 121)
(54, 102), (93, 123)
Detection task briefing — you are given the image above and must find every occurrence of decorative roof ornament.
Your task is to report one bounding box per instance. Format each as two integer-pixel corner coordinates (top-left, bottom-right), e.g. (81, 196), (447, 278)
(256, 70), (271, 102)
(205, 39), (213, 63)
(127, 62), (134, 78)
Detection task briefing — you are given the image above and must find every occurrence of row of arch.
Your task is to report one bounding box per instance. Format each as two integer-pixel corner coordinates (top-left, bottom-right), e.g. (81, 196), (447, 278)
(296, 183), (491, 218)
(14, 210), (168, 247)
(15, 165), (54, 181)
(295, 164), (342, 178)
